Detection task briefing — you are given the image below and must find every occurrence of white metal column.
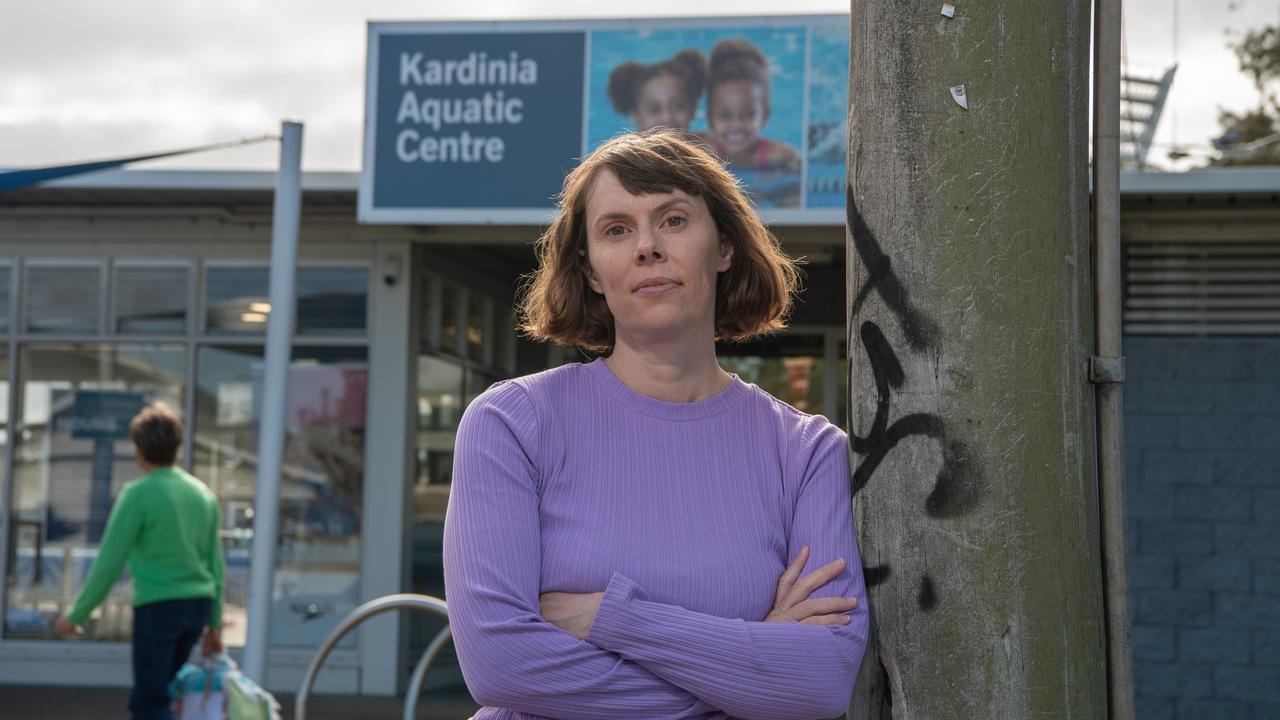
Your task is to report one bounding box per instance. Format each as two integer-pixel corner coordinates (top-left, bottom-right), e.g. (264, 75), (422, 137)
(244, 120), (303, 683)
(358, 241), (416, 695)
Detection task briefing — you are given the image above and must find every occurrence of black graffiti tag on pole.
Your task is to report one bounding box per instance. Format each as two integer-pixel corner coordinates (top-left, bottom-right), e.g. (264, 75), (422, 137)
(850, 320), (982, 520)
(848, 191), (983, 611)
(848, 191), (942, 353)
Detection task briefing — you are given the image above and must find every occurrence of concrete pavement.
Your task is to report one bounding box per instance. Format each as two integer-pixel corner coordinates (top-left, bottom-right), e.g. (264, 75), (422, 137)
(0, 684), (480, 719)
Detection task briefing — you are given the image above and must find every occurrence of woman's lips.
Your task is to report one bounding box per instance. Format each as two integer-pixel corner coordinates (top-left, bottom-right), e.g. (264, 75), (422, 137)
(634, 280), (680, 296)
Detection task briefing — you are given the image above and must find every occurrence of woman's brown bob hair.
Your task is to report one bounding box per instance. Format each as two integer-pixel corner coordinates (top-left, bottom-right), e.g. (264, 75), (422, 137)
(518, 128), (800, 352)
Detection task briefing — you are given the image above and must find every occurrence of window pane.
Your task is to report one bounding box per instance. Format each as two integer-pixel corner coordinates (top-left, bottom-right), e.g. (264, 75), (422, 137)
(297, 268), (368, 336)
(464, 368), (499, 408)
(115, 266), (189, 335)
(718, 334), (828, 418)
(4, 343), (185, 641)
(206, 267), (269, 335)
(495, 306), (515, 372)
(0, 264), (11, 333)
(409, 355), (510, 703)
(420, 273), (437, 349)
(26, 265), (101, 334)
(440, 283), (461, 354)
(193, 345), (367, 648)
(466, 294), (488, 364)
(417, 355), (464, 435)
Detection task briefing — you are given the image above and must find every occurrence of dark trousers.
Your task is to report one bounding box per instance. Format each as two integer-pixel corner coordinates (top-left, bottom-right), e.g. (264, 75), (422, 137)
(129, 597), (211, 720)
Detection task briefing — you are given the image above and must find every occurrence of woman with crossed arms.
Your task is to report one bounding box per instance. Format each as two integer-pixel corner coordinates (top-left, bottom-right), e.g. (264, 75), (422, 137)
(443, 128), (867, 719)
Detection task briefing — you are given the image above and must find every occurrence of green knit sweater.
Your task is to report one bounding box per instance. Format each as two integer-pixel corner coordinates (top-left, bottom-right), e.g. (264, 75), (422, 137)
(67, 466), (224, 628)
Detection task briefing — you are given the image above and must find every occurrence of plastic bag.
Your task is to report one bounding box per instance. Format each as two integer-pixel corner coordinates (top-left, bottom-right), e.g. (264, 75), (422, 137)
(171, 655), (228, 720)
(170, 653), (281, 720)
(224, 657), (282, 720)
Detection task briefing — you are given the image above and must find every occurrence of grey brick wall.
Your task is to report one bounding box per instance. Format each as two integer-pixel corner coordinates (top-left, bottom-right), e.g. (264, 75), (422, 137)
(1125, 337), (1280, 720)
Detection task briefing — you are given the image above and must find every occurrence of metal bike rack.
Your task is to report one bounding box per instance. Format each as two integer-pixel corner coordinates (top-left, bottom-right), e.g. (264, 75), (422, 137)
(295, 593), (451, 720)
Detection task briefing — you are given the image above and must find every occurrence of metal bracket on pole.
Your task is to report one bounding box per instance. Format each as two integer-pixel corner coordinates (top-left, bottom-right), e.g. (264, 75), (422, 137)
(1089, 355), (1125, 384)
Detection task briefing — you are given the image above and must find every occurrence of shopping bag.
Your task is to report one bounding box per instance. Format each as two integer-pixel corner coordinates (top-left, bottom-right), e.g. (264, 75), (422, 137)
(223, 655), (282, 720)
(170, 653), (281, 720)
(170, 654), (228, 720)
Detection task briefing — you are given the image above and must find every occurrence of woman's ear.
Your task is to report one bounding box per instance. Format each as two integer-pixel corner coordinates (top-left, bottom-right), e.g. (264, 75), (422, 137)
(718, 235), (734, 273)
(580, 250), (604, 294)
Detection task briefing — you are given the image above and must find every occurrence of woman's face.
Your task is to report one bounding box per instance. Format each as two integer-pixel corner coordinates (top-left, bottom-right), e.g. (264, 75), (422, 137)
(630, 73), (696, 131)
(709, 81), (768, 155)
(581, 169), (732, 343)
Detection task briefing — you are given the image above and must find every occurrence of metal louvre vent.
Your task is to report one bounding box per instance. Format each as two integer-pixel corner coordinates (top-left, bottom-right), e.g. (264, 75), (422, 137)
(1124, 228), (1280, 335)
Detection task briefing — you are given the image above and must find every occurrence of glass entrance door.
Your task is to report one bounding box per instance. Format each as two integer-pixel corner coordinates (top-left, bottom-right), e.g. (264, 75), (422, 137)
(406, 352), (501, 716)
(717, 329), (846, 428)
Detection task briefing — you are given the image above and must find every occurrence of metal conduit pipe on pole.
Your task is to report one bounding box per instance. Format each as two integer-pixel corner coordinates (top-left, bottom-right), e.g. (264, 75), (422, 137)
(244, 120), (304, 684)
(1091, 0), (1136, 716)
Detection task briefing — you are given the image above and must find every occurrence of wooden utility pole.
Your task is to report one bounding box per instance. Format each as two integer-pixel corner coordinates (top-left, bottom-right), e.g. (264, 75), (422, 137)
(846, 2), (1107, 718)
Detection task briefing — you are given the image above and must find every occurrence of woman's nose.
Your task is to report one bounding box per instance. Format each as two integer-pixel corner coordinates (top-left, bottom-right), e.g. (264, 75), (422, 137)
(635, 226), (663, 262)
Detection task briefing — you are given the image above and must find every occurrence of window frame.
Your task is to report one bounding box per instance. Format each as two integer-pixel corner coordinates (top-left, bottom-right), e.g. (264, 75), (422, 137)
(110, 259), (195, 338)
(202, 260), (373, 343)
(21, 259), (106, 338)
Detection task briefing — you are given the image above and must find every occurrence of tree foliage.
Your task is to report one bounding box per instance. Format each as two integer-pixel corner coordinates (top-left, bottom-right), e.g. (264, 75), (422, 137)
(1234, 26), (1280, 112)
(1218, 107), (1276, 145)
(1215, 26), (1280, 165)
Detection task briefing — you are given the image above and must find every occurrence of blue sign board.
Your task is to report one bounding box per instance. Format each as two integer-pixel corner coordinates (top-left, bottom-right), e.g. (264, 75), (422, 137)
(372, 31), (585, 210)
(360, 16), (850, 225)
(68, 390), (146, 440)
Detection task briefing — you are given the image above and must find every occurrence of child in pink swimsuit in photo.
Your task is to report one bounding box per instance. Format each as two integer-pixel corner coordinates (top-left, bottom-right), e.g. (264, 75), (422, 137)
(705, 38), (802, 176)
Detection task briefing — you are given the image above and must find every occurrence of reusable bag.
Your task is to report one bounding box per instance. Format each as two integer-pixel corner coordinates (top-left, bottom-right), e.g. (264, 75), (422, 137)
(224, 657), (282, 720)
(170, 653), (282, 720)
(171, 655), (227, 720)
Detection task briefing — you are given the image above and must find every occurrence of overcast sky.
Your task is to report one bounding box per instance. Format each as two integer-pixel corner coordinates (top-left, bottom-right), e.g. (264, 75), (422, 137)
(0, 0), (1273, 173)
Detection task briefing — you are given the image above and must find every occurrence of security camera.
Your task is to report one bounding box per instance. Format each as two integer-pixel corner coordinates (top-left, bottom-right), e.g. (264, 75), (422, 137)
(383, 252), (403, 287)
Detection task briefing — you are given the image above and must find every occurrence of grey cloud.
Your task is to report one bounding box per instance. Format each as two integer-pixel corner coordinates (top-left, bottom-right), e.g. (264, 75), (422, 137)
(3, 0), (1270, 172)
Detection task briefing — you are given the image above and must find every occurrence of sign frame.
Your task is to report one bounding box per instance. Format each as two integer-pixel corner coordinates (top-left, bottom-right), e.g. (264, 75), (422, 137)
(360, 15), (849, 226)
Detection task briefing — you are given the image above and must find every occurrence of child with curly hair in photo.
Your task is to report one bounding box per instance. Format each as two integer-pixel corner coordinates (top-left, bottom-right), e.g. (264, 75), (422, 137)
(705, 38), (801, 177)
(607, 48), (707, 132)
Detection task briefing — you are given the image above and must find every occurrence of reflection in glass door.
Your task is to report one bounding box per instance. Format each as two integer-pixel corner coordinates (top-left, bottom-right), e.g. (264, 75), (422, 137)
(408, 353), (500, 713)
(4, 344), (184, 641)
(717, 329), (846, 428)
(408, 262), (517, 713)
(192, 346), (367, 649)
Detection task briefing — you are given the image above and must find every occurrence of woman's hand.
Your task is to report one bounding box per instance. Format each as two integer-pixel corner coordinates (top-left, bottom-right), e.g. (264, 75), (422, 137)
(765, 545), (858, 625)
(539, 591), (607, 640)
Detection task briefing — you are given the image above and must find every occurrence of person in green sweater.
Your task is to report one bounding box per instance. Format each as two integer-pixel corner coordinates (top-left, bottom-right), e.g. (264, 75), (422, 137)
(56, 401), (225, 720)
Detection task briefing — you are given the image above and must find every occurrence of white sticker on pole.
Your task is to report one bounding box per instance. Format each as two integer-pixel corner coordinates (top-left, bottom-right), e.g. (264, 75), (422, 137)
(950, 84), (969, 110)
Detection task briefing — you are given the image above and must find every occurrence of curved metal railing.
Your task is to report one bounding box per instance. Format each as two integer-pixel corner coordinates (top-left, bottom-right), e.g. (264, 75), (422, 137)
(295, 593), (451, 720)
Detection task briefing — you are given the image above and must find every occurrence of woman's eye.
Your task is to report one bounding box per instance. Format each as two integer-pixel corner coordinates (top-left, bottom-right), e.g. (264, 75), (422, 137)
(666, 215), (685, 228)
(604, 225), (626, 237)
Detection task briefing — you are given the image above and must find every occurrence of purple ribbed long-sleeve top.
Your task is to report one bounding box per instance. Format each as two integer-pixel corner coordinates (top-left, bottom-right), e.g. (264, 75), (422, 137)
(442, 358), (868, 720)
